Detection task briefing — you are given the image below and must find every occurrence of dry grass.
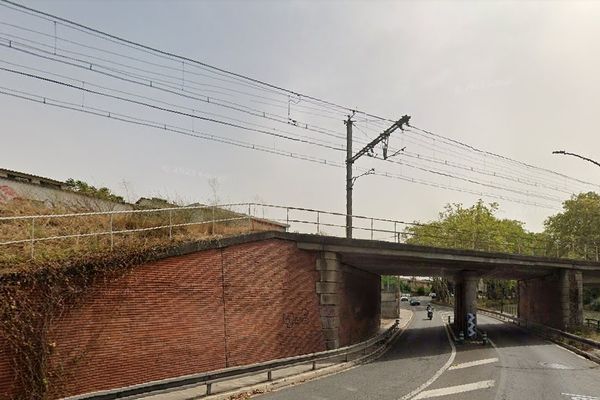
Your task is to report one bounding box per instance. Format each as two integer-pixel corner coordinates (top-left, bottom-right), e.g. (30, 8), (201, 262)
(0, 199), (273, 272)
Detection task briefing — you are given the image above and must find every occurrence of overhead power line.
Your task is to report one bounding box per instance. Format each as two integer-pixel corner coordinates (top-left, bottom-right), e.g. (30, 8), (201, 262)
(553, 150), (600, 168)
(0, 84), (560, 210)
(0, 0), (594, 211)
(0, 66), (346, 152)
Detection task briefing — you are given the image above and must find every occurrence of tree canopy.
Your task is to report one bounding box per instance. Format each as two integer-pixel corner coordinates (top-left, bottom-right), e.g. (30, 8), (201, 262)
(403, 200), (532, 253)
(544, 192), (600, 259)
(64, 179), (125, 203)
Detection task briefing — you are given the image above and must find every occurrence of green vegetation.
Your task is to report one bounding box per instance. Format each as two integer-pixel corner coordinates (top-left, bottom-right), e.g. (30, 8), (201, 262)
(403, 200), (524, 302)
(64, 178), (125, 203)
(544, 192), (600, 259)
(403, 195), (600, 307)
(381, 276), (411, 293)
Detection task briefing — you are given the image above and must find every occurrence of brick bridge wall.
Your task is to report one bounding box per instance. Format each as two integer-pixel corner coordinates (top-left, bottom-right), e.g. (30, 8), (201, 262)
(0, 237), (381, 399)
(518, 269), (583, 330)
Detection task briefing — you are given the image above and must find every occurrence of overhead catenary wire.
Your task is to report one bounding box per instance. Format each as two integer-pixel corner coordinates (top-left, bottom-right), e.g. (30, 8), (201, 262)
(0, 0), (593, 210)
(0, 65), (347, 152)
(0, 13), (593, 195)
(0, 32), (350, 142)
(0, 84), (561, 210)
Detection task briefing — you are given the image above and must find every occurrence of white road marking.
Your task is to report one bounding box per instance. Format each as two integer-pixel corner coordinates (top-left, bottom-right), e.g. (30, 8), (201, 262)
(561, 393), (600, 400)
(448, 357), (498, 370)
(412, 380), (495, 400)
(399, 315), (456, 400)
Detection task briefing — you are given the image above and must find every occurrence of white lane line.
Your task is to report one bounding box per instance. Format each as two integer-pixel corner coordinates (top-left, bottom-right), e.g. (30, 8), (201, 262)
(561, 393), (600, 400)
(448, 357), (498, 370)
(412, 380), (495, 400)
(399, 315), (456, 400)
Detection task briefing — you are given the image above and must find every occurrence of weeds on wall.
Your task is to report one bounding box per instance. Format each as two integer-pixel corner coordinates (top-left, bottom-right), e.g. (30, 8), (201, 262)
(0, 246), (176, 399)
(0, 199), (269, 271)
(0, 200), (275, 399)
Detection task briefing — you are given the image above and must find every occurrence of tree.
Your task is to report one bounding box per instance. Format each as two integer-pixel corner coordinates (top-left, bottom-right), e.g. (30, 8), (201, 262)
(403, 200), (532, 253)
(64, 179), (125, 203)
(544, 192), (600, 260)
(403, 200), (527, 300)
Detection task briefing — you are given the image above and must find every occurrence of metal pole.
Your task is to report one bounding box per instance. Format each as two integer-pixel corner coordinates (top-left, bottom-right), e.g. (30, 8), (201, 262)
(370, 218), (374, 240)
(212, 206), (215, 234)
(248, 204), (252, 232)
(109, 213), (114, 250)
(169, 209), (173, 239)
(30, 217), (35, 259)
(345, 116), (353, 238)
(316, 211), (320, 234)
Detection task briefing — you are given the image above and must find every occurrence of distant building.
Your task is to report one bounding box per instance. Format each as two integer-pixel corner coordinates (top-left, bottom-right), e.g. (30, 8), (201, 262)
(0, 168), (133, 211)
(1, 168), (287, 231)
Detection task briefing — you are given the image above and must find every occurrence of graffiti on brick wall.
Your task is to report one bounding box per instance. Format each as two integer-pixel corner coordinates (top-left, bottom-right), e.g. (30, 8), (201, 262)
(0, 185), (18, 203)
(283, 308), (309, 328)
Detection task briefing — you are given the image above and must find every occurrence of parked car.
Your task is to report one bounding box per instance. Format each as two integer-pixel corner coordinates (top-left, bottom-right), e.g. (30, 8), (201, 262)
(400, 296), (409, 302)
(410, 298), (421, 306)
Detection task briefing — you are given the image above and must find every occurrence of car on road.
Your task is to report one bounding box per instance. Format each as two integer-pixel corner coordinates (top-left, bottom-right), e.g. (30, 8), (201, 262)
(409, 298), (420, 306)
(400, 296), (409, 302)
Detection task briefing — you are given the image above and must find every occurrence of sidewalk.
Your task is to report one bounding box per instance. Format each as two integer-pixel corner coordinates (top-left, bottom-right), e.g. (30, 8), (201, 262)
(139, 310), (414, 400)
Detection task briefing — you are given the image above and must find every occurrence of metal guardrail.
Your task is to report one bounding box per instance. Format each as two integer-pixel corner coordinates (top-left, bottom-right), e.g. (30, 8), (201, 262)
(479, 308), (600, 350)
(585, 318), (600, 332)
(65, 321), (400, 400)
(2, 202), (600, 261)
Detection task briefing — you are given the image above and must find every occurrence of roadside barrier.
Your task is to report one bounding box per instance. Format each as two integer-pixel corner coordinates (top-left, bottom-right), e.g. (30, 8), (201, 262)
(65, 321), (400, 400)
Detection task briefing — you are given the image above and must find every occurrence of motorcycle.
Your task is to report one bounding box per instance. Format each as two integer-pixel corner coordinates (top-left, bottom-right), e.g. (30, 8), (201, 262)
(427, 309), (433, 320)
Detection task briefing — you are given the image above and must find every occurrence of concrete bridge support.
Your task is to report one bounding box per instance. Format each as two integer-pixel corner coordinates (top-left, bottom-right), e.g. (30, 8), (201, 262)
(453, 272), (479, 338)
(519, 269), (583, 330)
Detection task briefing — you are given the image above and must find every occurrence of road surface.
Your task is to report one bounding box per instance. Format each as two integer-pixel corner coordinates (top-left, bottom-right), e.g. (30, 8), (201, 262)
(260, 297), (600, 400)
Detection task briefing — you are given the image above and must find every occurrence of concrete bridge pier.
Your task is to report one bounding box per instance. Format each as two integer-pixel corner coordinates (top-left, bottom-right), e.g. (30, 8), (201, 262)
(519, 269), (583, 330)
(453, 271), (479, 339)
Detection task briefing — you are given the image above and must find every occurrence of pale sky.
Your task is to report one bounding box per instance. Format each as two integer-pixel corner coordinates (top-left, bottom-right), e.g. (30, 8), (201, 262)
(2, 0), (599, 234)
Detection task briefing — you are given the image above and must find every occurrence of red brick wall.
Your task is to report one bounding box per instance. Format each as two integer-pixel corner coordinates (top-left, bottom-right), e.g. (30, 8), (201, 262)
(222, 241), (324, 366)
(48, 249), (227, 397)
(0, 239), (326, 399)
(0, 341), (15, 400)
(518, 274), (562, 328)
(338, 265), (381, 347)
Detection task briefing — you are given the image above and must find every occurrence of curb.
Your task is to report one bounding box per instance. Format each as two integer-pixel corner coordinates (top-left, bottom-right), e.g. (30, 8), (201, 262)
(204, 312), (415, 400)
(480, 311), (600, 365)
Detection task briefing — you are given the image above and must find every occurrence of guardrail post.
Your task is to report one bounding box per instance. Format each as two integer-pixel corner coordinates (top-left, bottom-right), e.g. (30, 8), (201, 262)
(248, 204), (252, 232)
(286, 208), (289, 232)
(448, 315), (451, 325)
(370, 218), (373, 240)
(312, 361), (316, 370)
(30, 217), (35, 259)
(206, 382), (212, 395)
(168, 209), (173, 239)
(212, 206), (216, 234)
(345, 351), (349, 362)
(267, 370), (272, 381)
(109, 213), (114, 251)
(317, 211), (320, 234)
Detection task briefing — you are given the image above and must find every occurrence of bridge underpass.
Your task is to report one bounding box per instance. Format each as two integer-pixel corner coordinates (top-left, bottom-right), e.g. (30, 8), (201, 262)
(296, 233), (600, 336)
(8, 230), (599, 400)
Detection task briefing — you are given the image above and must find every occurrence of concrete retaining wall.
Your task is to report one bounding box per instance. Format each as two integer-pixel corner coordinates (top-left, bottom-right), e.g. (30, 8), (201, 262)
(0, 177), (132, 211)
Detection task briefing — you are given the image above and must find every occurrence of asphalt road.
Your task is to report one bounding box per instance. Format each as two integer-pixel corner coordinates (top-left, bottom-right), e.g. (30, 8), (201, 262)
(259, 297), (600, 400)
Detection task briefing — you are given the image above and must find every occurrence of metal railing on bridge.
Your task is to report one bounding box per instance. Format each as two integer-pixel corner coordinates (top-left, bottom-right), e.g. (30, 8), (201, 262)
(1, 202), (600, 263)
